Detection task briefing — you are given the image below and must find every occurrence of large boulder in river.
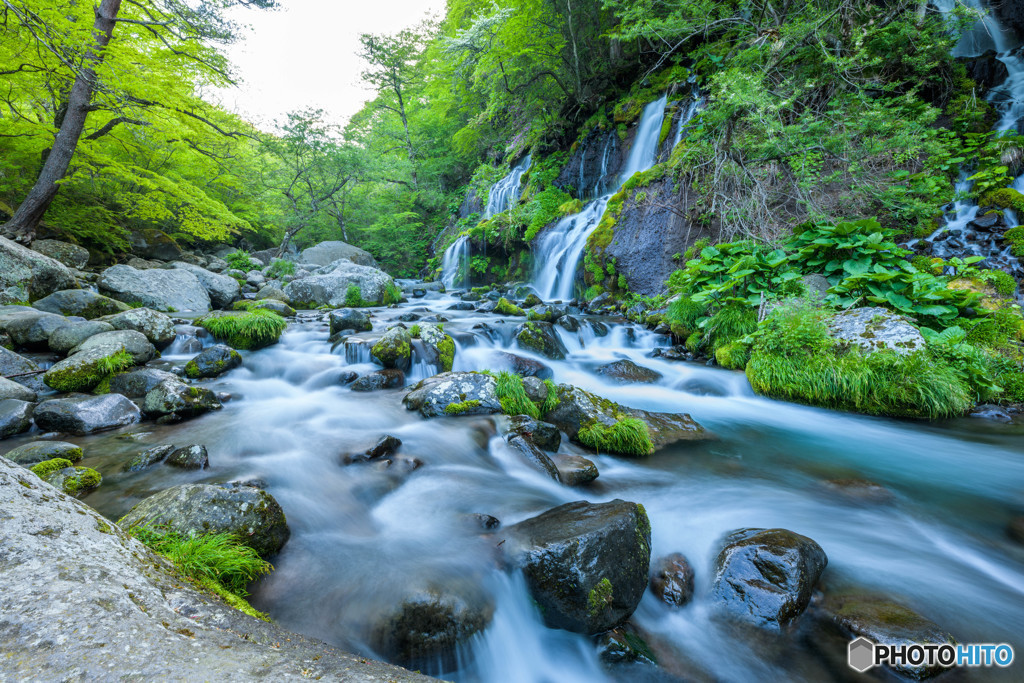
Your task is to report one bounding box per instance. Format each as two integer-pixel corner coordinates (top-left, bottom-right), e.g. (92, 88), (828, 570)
(32, 289), (129, 319)
(98, 307), (177, 347)
(0, 308), (70, 349)
(0, 456), (428, 681)
(403, 372), (501, 418)
(499, 499), (652, 634)
(31, 239), (90, 270)
(171, 262), (241, 309)
(711, 528), (827, 630)
(34, 393), (141, 435)
(44, 344), (138, 393)
(0, 235), (77, 303)
(514, 321), (568, 360)
(300, 240), (379, 268)
(5, 440), (82, 467)
(284, 260), (394, 308)
(143, 379), (221, 420)
(827, 307), (924, 355)
(120, 483), (290, 558)
(329, 308), (372, 334)
(99, 265), (211, 313)
(0, 375), (36, 402)
(48, 320), (115, 354)
(70, 329), (156, 364)
(371, 326), (413, 371)
(0, 399), (34, 439)
(184, 344), (242, 379)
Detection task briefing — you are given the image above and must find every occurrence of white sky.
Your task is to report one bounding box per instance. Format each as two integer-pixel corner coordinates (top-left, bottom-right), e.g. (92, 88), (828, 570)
(218, 0), (445, 129)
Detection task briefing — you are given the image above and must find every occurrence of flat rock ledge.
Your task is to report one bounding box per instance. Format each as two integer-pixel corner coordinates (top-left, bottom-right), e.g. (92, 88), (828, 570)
(0, 455), (433, 682)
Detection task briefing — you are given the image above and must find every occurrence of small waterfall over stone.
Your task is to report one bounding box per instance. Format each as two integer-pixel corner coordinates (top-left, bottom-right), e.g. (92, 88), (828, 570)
(532, 94), (670, 301)
(440, 235), (471, 290)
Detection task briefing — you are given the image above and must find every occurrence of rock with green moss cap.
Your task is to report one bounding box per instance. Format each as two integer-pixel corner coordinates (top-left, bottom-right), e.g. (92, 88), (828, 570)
(403, 371), (500, 418)
(34, 394), (141, 435)
(416, 323), (456, 372)
(500, 499), (651, 634)
(515, 321), (568, 360)
(0, 399), (34, 439)
(143, 379), (222, 420)
(44, 345), (137, 393)
(198, 309), (286, 350)
(33, 289), (129, 319)
(495, 298), (526, 316)
(33, 460), (101, 497)
(371, 326), (413, 371)
(185, 345), (242, 379)
(6, 441), (82, 467)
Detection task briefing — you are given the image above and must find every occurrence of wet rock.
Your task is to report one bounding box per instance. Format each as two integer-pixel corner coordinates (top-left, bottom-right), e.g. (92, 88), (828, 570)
(346, 435), (402, 464)
(827, 307), (924, 355)
(70, 329), (156, 364)
(165, 444), (209, 470)
(5, 440), (82, 467)
(170, 262), (241, 309)
(650, 553), (695, 608)
(339, 370), (358, 385)
(44, 344), (141, 393)
(595, 623), (656, 665)
(500, 499), (651, 634)
(0, 345), (45, 393)
(34, 394), (141, 435)
(143, 379), (221, 420)
(328, 308), (372, 334)
(514, 321), (568, 360)
(31, 239), (90, 270)
(351, 369), (406, 392)
(122, 444), (174, 472)
(557, 315), (581, 333)
(960, 50), (1010, 94)
(98, 307), (177, 348)
(447, 302), (475, 311)
(33, 289), (129, 319)
(371, 327), (413, 371)
(521, 376), (548, 404)
(552, 454), (599, 486)
(476, 300), (497, 313)
(300, 240), (379, 268)
(461, 292), (482, 302)
(0, 309), (70, 349)
(403, 372), (501, 418)
(129, 228), (182, 261)
(493, 351), (553, 379)
(0, 235), (77, 304)
(417, 323), (456, 372)
(712, 528), (827, 630)
(0, 399), (34, 439)
(106, 367), (179, 398)
(471, 513), (501, 530)
(47, 320), (115, 354)
(505, 435), (561, 481)
(651, 346), (691, 362)
(99, 265), (211, 313)
(255, 284), (287, 301)
(821, 478), (895, 504)
(184, 344), (242, 379)
(507, 415), (561, 451)
(596, 359), (663, 384)
(121, 483), (289, 558)
(284, 260), (394, 307)
(970, 403), (1013, 422)
(0, 375), (36, 402)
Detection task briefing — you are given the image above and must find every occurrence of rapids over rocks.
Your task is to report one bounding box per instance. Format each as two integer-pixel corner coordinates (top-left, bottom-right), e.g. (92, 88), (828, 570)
(4, 288), (1023, 681)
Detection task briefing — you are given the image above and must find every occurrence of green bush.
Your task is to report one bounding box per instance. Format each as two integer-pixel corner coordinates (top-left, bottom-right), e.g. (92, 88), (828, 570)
(382, 283), (404, 306)
(265, 259), (295, 279)
(344, 285), (366, 307)
(578, 417), (654, 457)
(715, 341), (751, 370)
(198, 309), (287, 350)
(225, 250), (260, 271)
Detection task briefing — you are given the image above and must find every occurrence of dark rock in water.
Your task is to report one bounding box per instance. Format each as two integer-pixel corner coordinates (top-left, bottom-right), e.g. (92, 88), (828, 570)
(711, 528), (827, 630)
(143, 379), (222, 420)
(403, 372), (501, 418)
(557, 315), (581, 333)
(107, 368), (179, 398)
(587, 292), (614, 313)
(650, 553), (695, 608)
(596, 359), (663, 384)
(650, 346), (690, 362)
(339, 370), (358, 384)
(165, 444), (209, 470)
(515, 321), (568, 360)
(471, 513), (500, 530)
(821, 478), (894, 504)
(505, 434), (561, 481)
(447, 302), (475, 311)
(507, 415), (561, 452)
(0, 346), (45, 393)
(6, 440), (82, 467)
(34, 394), (141, 435)
(0, 399), (34, 439)
(1008, 516), (1024, 545)
(969, 212), (1003, 231)
(398, 312), (420, 322)
(461, 292), (482, 302)
(499, 499), (651, 634)
(351, 369), (405, 392)
(815, 592), (956, 680)
(371, 584), (494, 671)
(121, 483), (290, 558)
(970, 403), (1013, 422)
(184, 344), (242, 379)
(347, 435), (402, 464)
(476, 300), (498, 313)
(412, 288), (426, 298)
(494, 351), (554, 379)
(959, 50), (1010, 94)
(122, 444), (174, 472)
(595, 623), (656, 665)
(553, 454), (599, 486)
(33, 289), (129, 319)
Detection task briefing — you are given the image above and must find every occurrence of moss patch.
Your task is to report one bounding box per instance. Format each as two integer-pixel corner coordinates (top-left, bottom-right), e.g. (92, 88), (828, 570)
(444, 399), (482, 415)
(198, 309), (286, 350)
(578, 417), (654, 457)
(496, 298), (526, 316)
(587, 578), (614, 617)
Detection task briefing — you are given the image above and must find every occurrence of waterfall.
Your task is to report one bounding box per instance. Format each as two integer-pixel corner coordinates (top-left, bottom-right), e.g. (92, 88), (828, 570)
(673, 86), (705, 150)
(532, 94), (671, 301)
(440, 235), (471, 290)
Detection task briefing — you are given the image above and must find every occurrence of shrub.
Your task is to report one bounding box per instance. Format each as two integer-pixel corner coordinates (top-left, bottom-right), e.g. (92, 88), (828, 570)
(265, 259), (295, 279)
(578, 417), (654, 457)
(198, 309), (287, 350)
(715, 341), (751, 370)
(382, 283), (404, 306)
(225, 250), (260, 271)
(344, 285), (366, 307)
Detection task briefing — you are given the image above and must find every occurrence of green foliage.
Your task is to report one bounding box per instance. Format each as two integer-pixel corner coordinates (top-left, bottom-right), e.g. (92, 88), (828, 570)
(494, 371), (540, 419)
(715, 341), (751, 370)
(225, 251), (261, 272)
(578, 417), (654, 457)
(444, 399), (482, 415)
(345, 285), (366, 308)
(382, 283), (404, 306)
(30, 458), (74, 479)
(977, 269), (1018, 297)
(436, 335), (456, 372)
(541, 379), (559, 414)
(265, 259), (296, 279)
(496, 298), (526, 316)
(409, 324), (422, 338)
(587, 578), (614, 617)
(198, 309), (287, 350)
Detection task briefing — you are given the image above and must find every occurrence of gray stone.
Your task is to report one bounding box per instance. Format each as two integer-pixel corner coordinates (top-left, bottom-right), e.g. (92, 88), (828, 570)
(143, 379), (222, 419)
(403, 372), (501, 418)
(245, 270), (266, 288)
(34, 394), (141, 435)
(5, 440), (82, 467)
(0, 308), (70, 348)
(171, 262), (241, 309)
(129, 228), (182, 260)
(122, 444), (174, 472)
(595, 359), (663, 384)
(505, 434), (561, 481)
(507, 415), (561, 451)
(0, 345), (45, 393)
(329, 308), (372, 334)
(70, 329), (156, 364)
(107, 367), (179, 398)
(205, 255), (229, 273)
(827, 307), (925, 355)
(351, 369), (405, 392)
(300, 240), (379, 268)
(0, 399), (34, 439)
(47, 320), (115, 354)
(99, 265), (211, 313)
(284, 260), (394, 308)
(0, 375), (36, 402)
(553, 454), (599, 486)
(32, 289), (129, 319)
(493, 351), (553, 379)
(0, 235), (77, 304)
(256, 284), (287, 301)
(98, 307), (177, 347)
(31, 239), (90, 269)
(184, 345), (242, 379)
(165, 444), (209, 470)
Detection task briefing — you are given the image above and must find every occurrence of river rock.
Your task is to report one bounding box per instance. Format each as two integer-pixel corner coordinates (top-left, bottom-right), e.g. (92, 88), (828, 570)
(245, 270), (265, 288)
(34, 394), (141, 435)
(184, 344), (242, 379)
(507, 414), (561, 451)
(121, 483), (290, 558)
(0, 345), (45, 393)
(712, 528), (827, 630)
(827, 307), (925, 355)
(351, 369), (405, 392)
(301, 240), (379, 268)
(371, 326), (413, 371)
(553, 454), (599, 486)
(31, 239), (90, 270)
(143, 379), (222, 420)
(251, 299), (295, 316)
(417, 323), (455, 372)
(47, 319), (115, 354)
(500, 499), (651, 634)
(5, 440), (82, 467)
(99, 264), (211, 313)
(403, 372), (501, 418)
(107, 367), (179, 398)
(70, 329), (156, 364)
(515, 321), (568, 360)
(0, 308), (70, 349)
(0, 375), (36, 402)
(98, 307), (177, 347)
(447, 301), (475, 311)
(36, 463), (101, 497)
(129, 228), (182, 261)
(596, 359), (663, 384)
(505, 434), (561, 481)
(0, 235), (77, 303)
(165, 444), (209, 470)
(346, 435), (402, 464)
(121, 444), (175, 472)
(284, 260), (394, 308)
(0, 399), (34, 439)
(33, 289), (129, 319)
(44, 344), (139, 392)
(494, 351), (554, 379)
(650, 553), (695, 608)
(329, 308), (372, 334)
(171, 262), (241, 309)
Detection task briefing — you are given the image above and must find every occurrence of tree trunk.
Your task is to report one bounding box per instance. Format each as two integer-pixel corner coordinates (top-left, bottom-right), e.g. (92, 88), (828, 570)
(1, 0), (123, 243)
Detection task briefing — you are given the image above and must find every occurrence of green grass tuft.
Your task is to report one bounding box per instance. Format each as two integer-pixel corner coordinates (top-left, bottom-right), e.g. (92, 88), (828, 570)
(265, 259), (295, 279)
(578, 417), (654, 456)
(198, 309), (286, 350)
(382, 283), (404, 306)
(495, 371), (540, 418)
(541, 379), (559, 415)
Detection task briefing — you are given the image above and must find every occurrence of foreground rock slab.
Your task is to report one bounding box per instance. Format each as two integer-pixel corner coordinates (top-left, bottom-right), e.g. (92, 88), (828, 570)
(0, 456), (432, 682)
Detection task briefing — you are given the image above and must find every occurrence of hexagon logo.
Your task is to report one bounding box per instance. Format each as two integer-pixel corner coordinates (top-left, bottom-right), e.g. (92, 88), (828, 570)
(848, 637), (875, 673)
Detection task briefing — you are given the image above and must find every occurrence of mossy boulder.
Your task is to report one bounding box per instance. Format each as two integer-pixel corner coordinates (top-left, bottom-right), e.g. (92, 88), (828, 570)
(515, 321), (568, 360)
(44, 346), (137, 393)
(416, 323), (455, 373)
(499, 499), (651, 634)
(33, 461), (101, 497)
(34, 394), (141, 435)
(184, 345), (242, 379)
(70, 330), (156, 365)
(197, 309), (286, 350)
(6, 441), (82, 467)
(31, 239), (90, 270)
(826, 307), (925, 355)
(495, 297), (526, 316)
(165, 444), (209, 470)
(403, 372), (501, 418)
(371, 326), (413, 371)
(48, 320), (115, 355)
(143, 379), (222, 420)
(32, 290), (130, 319)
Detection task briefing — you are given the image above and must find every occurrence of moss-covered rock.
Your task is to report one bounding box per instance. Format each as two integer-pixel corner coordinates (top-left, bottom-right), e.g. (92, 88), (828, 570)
(6, 441), (83, 467)
(371, 326), (413, 371)
(32, 459), (101, 497)
(33, 290), (130, 319)
(184, 344), (242, 379)
(403, 372), (501, 418)
(197, 309), (286, 351)
(44, 346), (136, 393)
(143, 379), (222, 421)
(515, 321), (568, 360)
(495, 297), (526, 316)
